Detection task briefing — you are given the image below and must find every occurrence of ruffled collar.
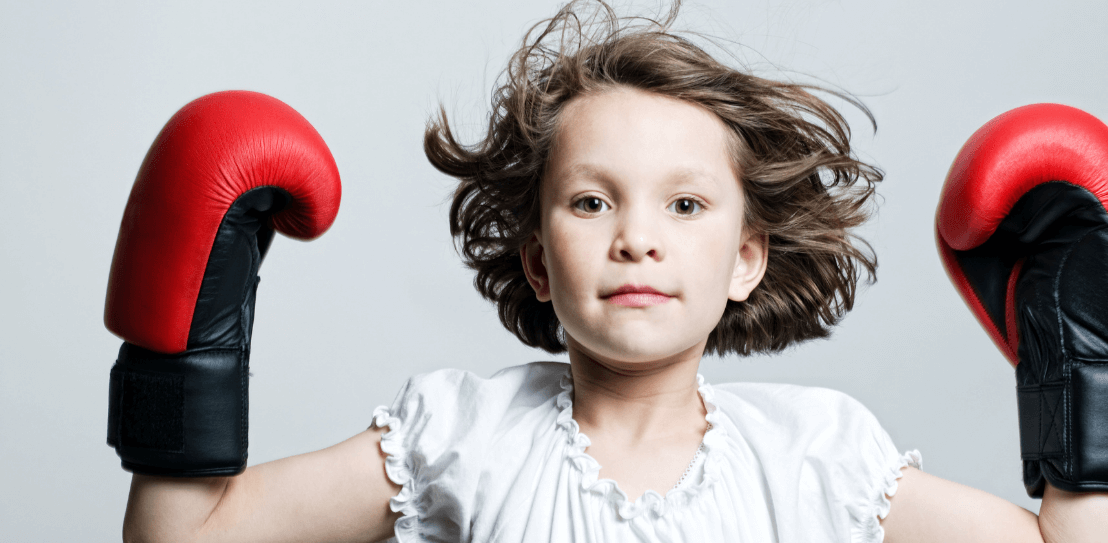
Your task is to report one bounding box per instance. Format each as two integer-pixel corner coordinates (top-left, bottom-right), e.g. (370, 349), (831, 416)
(555, 367), (727, 519)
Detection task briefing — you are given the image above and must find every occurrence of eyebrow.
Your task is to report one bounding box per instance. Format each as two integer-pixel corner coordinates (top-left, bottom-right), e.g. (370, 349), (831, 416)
(558, 163), (723, 188)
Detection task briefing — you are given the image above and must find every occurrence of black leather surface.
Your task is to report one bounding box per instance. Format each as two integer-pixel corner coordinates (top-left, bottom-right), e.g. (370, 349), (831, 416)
(108, 187), (289, 476)
(956, 181), (1108, 496)
(188, 187), (289, 350)
(108, 342), (248, 476)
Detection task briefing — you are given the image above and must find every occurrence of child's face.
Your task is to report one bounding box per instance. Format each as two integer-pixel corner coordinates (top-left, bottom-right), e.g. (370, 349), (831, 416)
(522, 87), (767, 367)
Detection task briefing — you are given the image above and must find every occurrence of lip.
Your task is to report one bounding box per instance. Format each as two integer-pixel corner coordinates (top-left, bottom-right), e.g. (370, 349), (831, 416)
(602, 284), (673, 307)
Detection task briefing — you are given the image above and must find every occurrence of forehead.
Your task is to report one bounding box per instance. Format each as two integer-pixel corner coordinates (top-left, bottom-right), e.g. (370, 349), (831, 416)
(545, 87), (738, 189)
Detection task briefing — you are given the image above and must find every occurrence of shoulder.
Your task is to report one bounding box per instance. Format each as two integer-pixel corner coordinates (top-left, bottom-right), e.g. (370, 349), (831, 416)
(711, 381), (882, 438)
(707, 382), (899, 489)
(708, 381), (917, 541)
(371, 362), (571, 541)
(394, 361), (568, 411)
(373, 361), (569, 450)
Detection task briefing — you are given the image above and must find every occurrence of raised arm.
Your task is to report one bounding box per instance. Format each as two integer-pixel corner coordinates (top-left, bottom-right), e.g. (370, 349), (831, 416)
(882, 468), (1108, 543)
(123, 428), (401, 543)
(106, 92), (399, 541)
(894, 103), (1108, 542)
(881, 467), (1040, 543)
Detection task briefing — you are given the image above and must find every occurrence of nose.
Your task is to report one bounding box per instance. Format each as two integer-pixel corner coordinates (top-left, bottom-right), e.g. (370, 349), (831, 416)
(610, 206), (664, 262)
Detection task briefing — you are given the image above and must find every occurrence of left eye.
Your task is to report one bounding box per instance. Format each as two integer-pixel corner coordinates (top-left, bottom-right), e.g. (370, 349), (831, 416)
(668, 198), (703, 216)
(574, 197), (610, 214)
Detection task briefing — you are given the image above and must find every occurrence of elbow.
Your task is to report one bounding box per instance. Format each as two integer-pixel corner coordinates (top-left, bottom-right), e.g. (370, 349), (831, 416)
(121, 473), (231, 543)
(121, 519), (205, 543)
(121, 518), (152, 543)
(121, 512), (177, 543)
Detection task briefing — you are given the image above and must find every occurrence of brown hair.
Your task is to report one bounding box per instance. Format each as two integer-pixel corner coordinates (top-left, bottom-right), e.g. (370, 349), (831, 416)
(424, 0), (882, 356)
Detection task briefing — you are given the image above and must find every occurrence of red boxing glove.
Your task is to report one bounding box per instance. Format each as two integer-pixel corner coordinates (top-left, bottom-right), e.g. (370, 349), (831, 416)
(937, 103), (1108, 496)
(105, 91), (340, 476)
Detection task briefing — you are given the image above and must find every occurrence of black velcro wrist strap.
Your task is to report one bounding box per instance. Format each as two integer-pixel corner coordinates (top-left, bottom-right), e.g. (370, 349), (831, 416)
(107, 342), (249, 476)
(1017, 363), (1108, 495)
(1016, 383), (1065, 461)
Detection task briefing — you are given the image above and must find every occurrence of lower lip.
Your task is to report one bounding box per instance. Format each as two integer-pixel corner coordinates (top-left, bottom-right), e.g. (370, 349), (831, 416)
(606, 293), (672, 307)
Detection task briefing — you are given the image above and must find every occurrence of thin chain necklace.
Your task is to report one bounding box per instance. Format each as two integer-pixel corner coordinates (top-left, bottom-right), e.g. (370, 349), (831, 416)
(672, 421), (712, 490)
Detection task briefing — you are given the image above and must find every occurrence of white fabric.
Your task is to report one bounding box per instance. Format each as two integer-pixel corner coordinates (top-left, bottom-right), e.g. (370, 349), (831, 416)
(370, 362), (921, 543)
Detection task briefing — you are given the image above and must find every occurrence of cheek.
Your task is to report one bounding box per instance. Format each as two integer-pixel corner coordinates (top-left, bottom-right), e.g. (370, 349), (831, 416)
(684, 224), (742, 285)
(543, 217), (602, 298)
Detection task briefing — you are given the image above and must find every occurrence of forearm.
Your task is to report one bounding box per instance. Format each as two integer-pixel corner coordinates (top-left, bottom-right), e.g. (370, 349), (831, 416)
(121, 429), (401, 543)
(123, 474), (232, 543)
(882, 467), (1043, 543)
(1038, 484), (1108, 543)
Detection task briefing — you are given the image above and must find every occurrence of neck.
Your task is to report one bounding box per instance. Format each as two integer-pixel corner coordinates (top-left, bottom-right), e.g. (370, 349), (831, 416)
(567, 336), (708, 445)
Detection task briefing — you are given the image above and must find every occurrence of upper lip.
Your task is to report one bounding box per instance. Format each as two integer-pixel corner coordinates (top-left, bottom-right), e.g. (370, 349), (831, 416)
(602, 284), (672, 298)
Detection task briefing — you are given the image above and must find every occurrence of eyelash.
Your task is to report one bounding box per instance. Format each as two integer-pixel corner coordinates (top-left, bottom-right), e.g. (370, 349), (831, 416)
(573, 196), (610, 214)
(571, 196), (707, 216)
(667, 197), (705, 216)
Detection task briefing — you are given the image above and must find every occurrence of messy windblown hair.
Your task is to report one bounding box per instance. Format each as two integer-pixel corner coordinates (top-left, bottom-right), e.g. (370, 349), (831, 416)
(424, 0), (883, 356)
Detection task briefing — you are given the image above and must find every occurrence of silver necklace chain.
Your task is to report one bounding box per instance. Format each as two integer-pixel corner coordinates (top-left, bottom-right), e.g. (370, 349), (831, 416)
(672, 421), (712, 490)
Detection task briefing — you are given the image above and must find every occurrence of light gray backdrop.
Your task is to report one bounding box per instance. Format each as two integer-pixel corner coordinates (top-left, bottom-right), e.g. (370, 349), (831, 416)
(3, 0), (1107, 539)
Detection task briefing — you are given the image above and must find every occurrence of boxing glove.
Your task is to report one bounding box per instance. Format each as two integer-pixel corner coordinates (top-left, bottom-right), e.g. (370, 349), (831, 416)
(937, 103), (1108, 497)
(105, 91), (341, 476)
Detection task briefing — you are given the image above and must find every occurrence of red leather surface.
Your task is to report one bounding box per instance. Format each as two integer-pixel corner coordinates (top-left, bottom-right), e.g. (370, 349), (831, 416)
(936, 236), (1020, 364)
(936, 103), (1108, 366)
(938, 103), (1108, 251)
(105, 91), (341, 353)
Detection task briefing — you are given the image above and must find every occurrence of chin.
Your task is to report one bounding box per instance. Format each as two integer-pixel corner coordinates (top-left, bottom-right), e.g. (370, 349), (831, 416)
(570, 329), (701, 367)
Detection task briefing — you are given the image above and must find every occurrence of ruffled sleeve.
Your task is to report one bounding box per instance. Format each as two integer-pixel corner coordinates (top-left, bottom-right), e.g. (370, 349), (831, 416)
(368, 369), (491, 542)
(796, 389), (922, 543)
(811, 390), (921, 543)
(712, 382), (921, 543)
(368, 363), (568, 543)
(853, 449), (922, 542)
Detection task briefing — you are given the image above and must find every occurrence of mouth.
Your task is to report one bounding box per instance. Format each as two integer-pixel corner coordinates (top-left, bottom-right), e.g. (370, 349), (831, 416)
(602, 284), (674, 307)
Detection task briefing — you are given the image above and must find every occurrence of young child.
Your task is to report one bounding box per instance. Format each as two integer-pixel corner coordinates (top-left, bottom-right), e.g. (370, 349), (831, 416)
(120, 1), (1106, 542)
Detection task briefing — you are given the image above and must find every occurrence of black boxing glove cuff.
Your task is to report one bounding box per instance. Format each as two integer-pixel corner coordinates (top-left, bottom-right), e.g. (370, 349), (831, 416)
(107, 342), (249, 477)
(1018, 362), (1108, 496)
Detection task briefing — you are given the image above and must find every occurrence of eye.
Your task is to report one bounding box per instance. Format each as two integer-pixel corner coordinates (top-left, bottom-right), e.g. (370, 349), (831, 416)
(667, 198), (704, 216)
(573, 196), (610, 214)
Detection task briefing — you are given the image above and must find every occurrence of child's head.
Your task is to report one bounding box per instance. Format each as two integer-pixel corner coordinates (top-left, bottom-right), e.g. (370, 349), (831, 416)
(425, 0), (882, 360)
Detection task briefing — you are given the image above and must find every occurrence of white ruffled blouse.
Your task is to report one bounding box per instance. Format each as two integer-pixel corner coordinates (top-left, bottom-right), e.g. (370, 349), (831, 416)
(370, 362), (920, 543)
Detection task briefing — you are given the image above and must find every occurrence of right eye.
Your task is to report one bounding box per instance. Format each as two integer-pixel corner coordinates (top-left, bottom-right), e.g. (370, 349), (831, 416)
(573, 196), (610, 214)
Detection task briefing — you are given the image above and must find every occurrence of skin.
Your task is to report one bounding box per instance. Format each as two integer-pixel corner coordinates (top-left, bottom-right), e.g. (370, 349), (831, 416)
(122, 86), (1107, 542)
(519, 86), (767, 501)
(519, 86), (1108, 541)
(123, 429), (401, 543)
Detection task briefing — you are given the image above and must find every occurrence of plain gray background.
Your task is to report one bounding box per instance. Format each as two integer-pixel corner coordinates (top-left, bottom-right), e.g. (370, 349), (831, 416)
(2, 0), (1107, 539)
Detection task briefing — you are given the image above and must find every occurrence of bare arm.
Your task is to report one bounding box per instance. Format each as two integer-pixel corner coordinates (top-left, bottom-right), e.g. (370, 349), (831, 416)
(123, 427), (401, 543)
(1039, 485), (1108, 543)
(882, 467), (1108, 543)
